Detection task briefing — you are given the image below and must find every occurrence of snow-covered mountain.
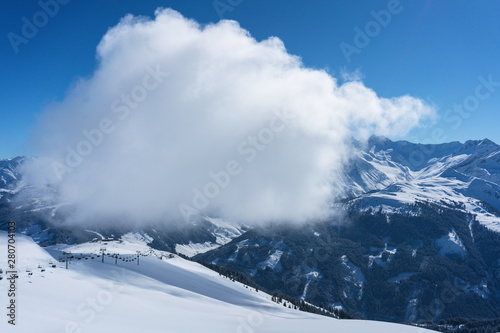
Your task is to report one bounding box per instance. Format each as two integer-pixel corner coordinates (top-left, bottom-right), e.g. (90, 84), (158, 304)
(339, 136), (500, 232)
(2, 137), (500, 331)
(2, 136), (499, 245)
(0, 156), (24, 198)
(195, 137), (500, 330)
(0, 231), (434, 333)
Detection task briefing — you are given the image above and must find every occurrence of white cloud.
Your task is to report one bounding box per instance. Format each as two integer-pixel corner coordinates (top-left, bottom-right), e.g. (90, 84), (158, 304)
(24, 8), (435, 225)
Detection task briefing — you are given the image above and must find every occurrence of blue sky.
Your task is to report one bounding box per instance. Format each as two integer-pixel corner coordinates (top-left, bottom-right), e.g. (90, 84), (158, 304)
(1, 0), (499, 159)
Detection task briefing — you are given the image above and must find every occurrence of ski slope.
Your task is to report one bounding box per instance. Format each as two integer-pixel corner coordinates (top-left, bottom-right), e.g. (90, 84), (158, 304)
(0, 232), (435, 332)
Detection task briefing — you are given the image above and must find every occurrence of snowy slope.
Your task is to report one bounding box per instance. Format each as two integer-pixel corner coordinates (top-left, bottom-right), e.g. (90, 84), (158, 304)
(0, 232), (435, 333)
(175, 217), (245, 256)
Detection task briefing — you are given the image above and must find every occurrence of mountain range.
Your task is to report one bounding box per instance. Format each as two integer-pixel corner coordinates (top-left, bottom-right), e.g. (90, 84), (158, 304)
(2, 136), (500, 331)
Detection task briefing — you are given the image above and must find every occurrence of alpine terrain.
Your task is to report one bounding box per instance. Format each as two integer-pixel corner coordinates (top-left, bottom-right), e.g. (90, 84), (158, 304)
(2, 136), (500, 332)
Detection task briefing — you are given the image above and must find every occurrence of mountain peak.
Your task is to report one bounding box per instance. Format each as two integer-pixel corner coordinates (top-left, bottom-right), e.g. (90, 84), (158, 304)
(463, 138), (497, 146)
(457, 138), (499, 155)
(367, 135), (391, 144)
(479, 138), (497, 146)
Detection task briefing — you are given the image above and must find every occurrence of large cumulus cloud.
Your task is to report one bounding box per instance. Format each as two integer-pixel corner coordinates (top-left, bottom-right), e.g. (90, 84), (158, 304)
(23, 8), (434, 225)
